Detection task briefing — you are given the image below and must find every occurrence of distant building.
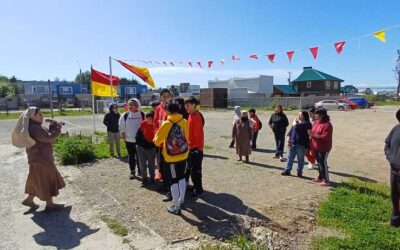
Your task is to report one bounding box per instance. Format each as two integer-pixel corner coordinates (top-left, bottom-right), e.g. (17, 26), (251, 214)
(291, 67), (343, 96)
(208, 75), (273, 98)
(273, 85), (300, 97)
(118, 84), (148, 100)
(340, 85), (358, 95)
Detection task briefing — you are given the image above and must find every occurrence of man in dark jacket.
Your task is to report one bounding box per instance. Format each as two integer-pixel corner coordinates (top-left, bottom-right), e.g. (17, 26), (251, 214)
(385, 109), (400, 227)
(103, 103), (121, 157)
(269, 105), (289, 162)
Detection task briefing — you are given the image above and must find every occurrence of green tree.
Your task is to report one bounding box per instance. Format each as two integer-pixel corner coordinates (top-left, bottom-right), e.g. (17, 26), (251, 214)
(9, 76), (17, 83)
(75, 70), (91, 84)
(120, 77), (139, 85)
(0, 81), (17, 114)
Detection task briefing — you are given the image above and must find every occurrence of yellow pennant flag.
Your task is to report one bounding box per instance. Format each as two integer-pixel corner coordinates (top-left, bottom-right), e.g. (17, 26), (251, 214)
(373, 29), (386, 43)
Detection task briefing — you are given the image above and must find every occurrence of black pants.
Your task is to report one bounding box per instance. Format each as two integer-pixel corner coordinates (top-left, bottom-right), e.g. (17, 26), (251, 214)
(315, 151), (330, 182)
(251, 131), (258, 149)
(165, 160), (187, 184)
(273, 132), (285, 157)
(189, 150), (204, 193)
(125, 141), (139, 174)
(390, 167), (400, 227)
(158, 149), (171, 192)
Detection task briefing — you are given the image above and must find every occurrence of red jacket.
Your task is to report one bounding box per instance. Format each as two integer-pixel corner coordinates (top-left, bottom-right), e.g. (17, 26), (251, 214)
(188, 111), (204, 151)
(251, 114), (261, 131)
(311, 121), (333, 153)
(153, 103), (167, 133)
(140, 121), (155, 143)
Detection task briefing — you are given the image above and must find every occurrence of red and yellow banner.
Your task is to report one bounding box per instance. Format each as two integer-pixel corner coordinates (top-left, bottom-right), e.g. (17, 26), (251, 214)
(117, 60), (156, 88)
(91, 68), (119, 97)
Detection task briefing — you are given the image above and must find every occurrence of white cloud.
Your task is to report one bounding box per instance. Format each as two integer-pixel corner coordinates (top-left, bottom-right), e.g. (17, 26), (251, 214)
(148, 66), (301, 87)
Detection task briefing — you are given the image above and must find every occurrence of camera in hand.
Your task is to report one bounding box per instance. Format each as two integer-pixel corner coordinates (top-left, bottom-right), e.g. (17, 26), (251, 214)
(45, 119), (65, 125)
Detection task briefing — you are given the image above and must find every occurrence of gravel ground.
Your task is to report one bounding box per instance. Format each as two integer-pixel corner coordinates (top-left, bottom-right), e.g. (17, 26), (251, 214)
(0, 106), (396, 249)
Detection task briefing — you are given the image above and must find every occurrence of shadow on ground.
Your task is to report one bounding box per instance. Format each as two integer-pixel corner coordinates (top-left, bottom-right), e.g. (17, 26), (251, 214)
(30, 206), (99, 249)
(181, 191), (270, 240)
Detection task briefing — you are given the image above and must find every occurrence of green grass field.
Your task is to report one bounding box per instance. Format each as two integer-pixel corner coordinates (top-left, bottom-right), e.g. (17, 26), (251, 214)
(312, 179), (400, 250)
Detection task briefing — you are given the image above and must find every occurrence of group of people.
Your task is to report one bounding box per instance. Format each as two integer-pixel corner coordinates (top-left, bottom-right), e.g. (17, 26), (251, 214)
(229, 105), (333, 187)
(103, 89), (205, 215)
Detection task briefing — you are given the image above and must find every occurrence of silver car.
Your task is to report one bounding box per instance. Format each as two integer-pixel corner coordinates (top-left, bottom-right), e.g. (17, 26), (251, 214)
(315, 100), (348, 111)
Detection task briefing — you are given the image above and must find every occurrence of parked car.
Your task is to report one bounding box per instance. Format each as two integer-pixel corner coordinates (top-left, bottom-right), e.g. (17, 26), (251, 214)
(338, 99), (358, 109)
(116, 100), (126, 107)
(347, 97), (369, 109)
(315, 100), (348, 111)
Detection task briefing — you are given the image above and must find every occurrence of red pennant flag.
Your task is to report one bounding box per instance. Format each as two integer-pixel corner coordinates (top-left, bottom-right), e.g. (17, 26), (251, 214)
(208, 61), (213, 68)
(188, 62), (192, 67)
(163, 62), (167, 66)
(155, 61), (161, 65)
(221, 60), (225, 67)
(148, 61), (153, 64)
(170, 62), (175, 66)
(232, 55), (240, 61)
(310, 47), (319, 59)
(267, 54), (275, 63)
(249, 54), (258, 59)
(197, 62), (202, 69)
(287, 51), (295, 63)
(140, 60), (148, 64)
(334, 41), (346, 55)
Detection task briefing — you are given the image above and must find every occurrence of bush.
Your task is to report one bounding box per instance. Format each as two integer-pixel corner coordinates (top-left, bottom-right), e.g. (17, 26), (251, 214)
(54, 135), (95, 165)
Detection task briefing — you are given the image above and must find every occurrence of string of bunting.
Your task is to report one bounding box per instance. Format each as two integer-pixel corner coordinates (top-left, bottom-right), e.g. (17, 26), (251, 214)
(120, 24), (400, 69)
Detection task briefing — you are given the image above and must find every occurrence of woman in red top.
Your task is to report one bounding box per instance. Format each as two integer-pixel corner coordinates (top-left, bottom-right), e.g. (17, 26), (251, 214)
(184, 96), (205, 197)
(308, 108), (333, 187)
(249, 109), (261, 150)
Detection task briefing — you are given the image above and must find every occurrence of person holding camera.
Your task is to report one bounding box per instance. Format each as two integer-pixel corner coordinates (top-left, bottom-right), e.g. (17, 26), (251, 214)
(12, 107), (65, 212)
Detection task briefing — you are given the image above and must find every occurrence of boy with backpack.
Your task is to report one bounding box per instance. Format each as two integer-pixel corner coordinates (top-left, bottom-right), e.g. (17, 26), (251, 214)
(136, 111), (156, 187)
(154, 99), (189, 215)
(184, 96), (205, 197)
(119, 98), (144, 179)
(249, 109), (262, 150)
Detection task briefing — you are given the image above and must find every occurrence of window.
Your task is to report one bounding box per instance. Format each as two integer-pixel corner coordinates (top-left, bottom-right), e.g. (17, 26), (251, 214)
(125, 87), (136, 94)
(81, 88), (87, 94)
(32, 86), (49, 94)
(325, 81), (331, 89)
(306, 82), (312, 88)
(60, 86), (73, 95)
(333, 81), (339, 90)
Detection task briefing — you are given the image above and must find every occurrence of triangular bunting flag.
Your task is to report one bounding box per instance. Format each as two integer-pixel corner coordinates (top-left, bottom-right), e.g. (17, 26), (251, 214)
(287, 51), (295, 63)
(208, 61), (213, 68)
(197, 62), (202, 69)
(188, 62), (192, 67)
(155, 61), (161, 64)
(170, 62), (175, 66)
(334, 41), (346, 55)
(162, 62), (167, 66)
(249, 54), (258, 59)
(310, 47), (319, 59)
(232, 55), (240, 61)
(373, 29), (386, 42)
(267, 54), (275, 63)
(221, 60), (225, 67)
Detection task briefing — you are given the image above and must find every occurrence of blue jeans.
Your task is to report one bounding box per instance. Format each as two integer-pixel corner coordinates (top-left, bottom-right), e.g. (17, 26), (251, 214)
(284, 144), (307, 174)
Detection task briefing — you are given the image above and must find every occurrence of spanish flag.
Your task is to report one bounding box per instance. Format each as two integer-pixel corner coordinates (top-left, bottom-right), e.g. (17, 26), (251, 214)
(91, 68), (120, 97)
(117, 60), (156, 88)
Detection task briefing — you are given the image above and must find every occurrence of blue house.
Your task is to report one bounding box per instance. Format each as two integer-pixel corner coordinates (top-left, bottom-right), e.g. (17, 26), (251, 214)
(118, 84), (148, 99)
(57, 83), (89, 97)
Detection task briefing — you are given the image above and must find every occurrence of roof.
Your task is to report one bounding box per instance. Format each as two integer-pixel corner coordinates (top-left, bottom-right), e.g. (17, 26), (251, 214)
(292, 67), (343, 83)
(340, 87), (350, 93)
(273, 85), (299, 94)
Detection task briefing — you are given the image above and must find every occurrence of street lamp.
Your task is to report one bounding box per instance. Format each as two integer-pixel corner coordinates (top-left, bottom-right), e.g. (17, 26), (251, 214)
(77, 60), (83, 110)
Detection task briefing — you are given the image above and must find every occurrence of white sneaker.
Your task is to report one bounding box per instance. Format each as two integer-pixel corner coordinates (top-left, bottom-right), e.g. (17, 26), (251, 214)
(307, 163), (315, 170)
(313, 164), (319, 169)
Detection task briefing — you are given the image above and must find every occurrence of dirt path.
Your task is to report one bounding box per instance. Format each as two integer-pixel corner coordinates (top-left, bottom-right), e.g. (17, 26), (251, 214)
(0, 106), (396, 249)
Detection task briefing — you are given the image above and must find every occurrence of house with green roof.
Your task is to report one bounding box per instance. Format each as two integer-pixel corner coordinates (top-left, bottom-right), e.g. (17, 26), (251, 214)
(340, 85), (358, 95)
(291, 67), (344, 96)
(273, 85), (299, 96)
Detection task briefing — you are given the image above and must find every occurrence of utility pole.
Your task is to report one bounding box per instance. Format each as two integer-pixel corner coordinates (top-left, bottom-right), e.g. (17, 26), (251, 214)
(288, 71), (293, 85)
(395, 50), (400, 97)
(48, 79), (54, 118)
(77, 60), (82, 110)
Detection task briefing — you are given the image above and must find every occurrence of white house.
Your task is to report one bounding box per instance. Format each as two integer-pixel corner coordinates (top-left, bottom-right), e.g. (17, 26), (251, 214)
(208, 75), (273, 98)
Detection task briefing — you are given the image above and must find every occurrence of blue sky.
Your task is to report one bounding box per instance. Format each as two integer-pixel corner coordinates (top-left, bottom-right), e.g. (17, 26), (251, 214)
(1, 0), (400, 88)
